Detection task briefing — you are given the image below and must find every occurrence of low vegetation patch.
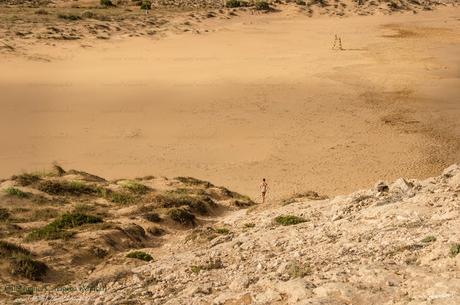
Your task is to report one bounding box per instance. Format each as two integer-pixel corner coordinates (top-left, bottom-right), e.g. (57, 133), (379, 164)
(421, 235), (436, 243)
(0, 240), (31, 258)
(143, 212), (162, 223)
(4, 187), (29, 198)
(57, 13), (81, 21)
(100, 0), (114, 6)
(168, 208), (196, 226)
(126, 251), (153, 262)
(215, 228), (230, 235)
(27, 212), (102, 241)
(140, 0), (151, 9)
(275, 215), (307, 226)
(244, 222), (255, 228)
(37, 180), (100, 196)
(254, 1), (270, 10)
(12, 173), (41, 186)
(450, 243), (460, 257)
(155, 193), (215, 214)
(225, 0), (249, 7)
(0, 209), (10, 222)
(147, 226), (165, 236)
(175, 177), (214, 188)
(10, 254), (48, 281)
(102, 189), (136, 205)
(121, 180), (150, 195)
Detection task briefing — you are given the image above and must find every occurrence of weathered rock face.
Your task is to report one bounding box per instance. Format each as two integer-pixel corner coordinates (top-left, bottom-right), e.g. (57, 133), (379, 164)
(17, 164), (460, 305)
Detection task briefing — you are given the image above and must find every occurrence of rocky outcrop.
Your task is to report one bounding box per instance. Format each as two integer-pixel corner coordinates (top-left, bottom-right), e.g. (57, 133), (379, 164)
(15, 164), (459, 305)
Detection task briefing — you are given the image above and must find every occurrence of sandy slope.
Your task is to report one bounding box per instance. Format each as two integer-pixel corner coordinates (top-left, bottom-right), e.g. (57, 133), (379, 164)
(1, 7), (460, 199)
(12, 164), (460, 305)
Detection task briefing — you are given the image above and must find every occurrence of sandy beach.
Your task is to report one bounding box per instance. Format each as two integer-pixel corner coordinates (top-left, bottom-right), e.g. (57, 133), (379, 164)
(1, 6), (459, 200)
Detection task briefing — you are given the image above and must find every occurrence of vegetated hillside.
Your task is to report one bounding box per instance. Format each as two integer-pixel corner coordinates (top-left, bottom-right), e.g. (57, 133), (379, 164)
(5, 164), (459, 305)
(0, 165), (254, 303)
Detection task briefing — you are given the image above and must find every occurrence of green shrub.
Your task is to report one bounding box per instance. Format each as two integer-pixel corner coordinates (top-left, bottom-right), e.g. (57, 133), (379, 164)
(254, 1), (270, 10)
(0, 240), (31, 258)
(274, 215), (307, 226)
(27, 213), (102, 241)
(0, 208), (10, 221)
(421, 235), (436, 243)
(37, 180), (100, 196)
(10, 254), (48, 280)
(140, 0), (151, 9)
(121, 181), (150, 195)
(100, 0), (114, 6)
(168, 208), (196, 226)
(450, 243), (460, 257)
(143, 212), (162, 222)
(4, 187), (29, 198)
(126, 251), (153, 261)
(12, 173), (41, 186)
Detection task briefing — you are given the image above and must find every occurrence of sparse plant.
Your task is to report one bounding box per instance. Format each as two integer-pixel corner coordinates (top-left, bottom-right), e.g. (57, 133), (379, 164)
(121, 180), (150, 195)
(57, 13), (82, 21)
(226, 0), (244, 7)
(295, 0), (306, 5)
(31, 208), (59, 221)
(215, 228), (230, 235)
(254, 1), (270, 10)
(35, 9), (49, 15)
(274, 215), (307, 226)
(140, 0), (151, 9)
(450, 243), (460, 257)
(143, 212), (162, 222)
(244, 222), (255, 228)
(37, 180), (100, 196)
(12, 173), (41, 186)
(10, 254), (48, 281)
(91, 247), (108, 258)
(4, 187), (29, 198)
(175, 176), (214, 188)
(168, 208), (196, 226)
(421, 235), (436, 243)
(126, 251), (153, 261)
(101, 189), (136, 205)
(26, 212), (102, 241)
(0, 209), (10, 222)
(147, 226), (165, 236)
(100, 0), (114, 6)
(0, 240), (31, 258)
(155, 193), (214, 214)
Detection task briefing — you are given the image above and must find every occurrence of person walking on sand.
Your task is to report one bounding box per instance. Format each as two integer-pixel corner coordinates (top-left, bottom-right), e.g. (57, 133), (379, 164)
(260, 178), (269, 203)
